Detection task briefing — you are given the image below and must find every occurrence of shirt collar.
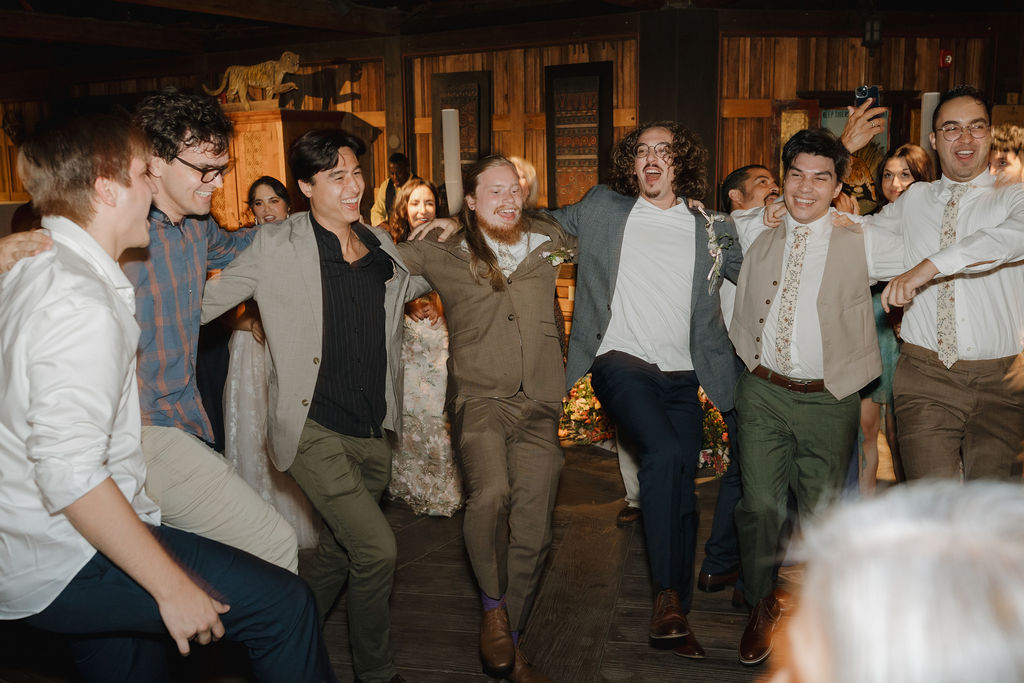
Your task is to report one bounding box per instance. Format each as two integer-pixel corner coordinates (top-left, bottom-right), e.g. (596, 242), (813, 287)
(41, 216), (136, 309)
(783, 209), (833, 240)
(936, 169), (995, 197)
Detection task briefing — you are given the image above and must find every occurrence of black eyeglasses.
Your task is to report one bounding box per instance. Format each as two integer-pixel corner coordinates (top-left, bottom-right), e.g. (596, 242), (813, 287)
(174, 156), (232, 183)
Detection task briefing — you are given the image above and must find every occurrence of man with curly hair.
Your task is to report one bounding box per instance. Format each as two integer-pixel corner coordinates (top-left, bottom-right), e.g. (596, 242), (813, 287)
(548, 121), (745, 659)
(0, 89), (298, 571)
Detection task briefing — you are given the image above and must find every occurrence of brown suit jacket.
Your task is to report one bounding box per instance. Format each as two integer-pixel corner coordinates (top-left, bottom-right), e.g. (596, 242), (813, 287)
(397, 213), (572, 405)
(730, 219), (881, 400)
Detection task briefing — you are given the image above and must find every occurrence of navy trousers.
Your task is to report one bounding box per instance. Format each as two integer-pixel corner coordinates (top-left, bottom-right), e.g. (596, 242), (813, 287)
(25, 525), (336, 683)
(591, 351), (742, 611)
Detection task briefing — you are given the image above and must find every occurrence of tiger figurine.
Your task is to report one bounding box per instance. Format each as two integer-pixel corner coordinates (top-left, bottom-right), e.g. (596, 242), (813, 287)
(204, 51), (301, 110)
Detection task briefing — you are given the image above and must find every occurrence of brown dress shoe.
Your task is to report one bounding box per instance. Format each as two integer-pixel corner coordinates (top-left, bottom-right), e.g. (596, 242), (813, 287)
(696, 566), (739, 592)
(506, 648), (553, 683)
(480, 604), (515, 677)
(616, 505), (642, 527)
(738, 589), (788, 665)
(672, 629), (706, 660)
(649, 588), (688, 639)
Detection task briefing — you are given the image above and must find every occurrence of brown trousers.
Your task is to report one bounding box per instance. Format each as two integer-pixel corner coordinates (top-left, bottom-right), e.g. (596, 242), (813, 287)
(451, 392), (563, 631)
(893, 343), (1024, 481)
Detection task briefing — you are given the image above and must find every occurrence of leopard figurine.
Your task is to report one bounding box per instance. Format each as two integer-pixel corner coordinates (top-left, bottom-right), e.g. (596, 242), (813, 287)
(204, 51), (301, 110)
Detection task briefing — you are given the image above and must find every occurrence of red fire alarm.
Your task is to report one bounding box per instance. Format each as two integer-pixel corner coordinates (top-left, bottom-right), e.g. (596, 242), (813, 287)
(939, 49), (953, 69)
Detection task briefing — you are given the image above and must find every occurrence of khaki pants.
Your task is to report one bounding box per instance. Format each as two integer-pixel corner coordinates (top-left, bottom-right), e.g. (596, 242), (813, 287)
(894, 343), (1024, 481)
(452, 393), (563, 631)
(141, 425), (298, 572)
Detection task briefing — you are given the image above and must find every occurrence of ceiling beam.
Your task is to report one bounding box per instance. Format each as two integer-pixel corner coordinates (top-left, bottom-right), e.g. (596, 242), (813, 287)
(0, 10), (206, 51)
(111, 0), (401, 35)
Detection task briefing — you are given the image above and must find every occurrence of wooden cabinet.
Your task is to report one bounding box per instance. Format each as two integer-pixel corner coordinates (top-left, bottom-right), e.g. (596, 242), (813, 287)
(211, 109), (380, 229)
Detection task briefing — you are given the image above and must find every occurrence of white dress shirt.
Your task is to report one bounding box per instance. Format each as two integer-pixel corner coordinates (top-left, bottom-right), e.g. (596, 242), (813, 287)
(597, 196), (696, 371)
(868, 172), (1024, 360)
(0, 217), (160, 619)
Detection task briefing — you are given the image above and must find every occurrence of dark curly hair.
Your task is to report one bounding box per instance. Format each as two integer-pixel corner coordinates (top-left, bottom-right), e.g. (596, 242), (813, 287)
(132, 87), (232, 161)
(288, 129), (366, 184)
(608, 121), (709, 200)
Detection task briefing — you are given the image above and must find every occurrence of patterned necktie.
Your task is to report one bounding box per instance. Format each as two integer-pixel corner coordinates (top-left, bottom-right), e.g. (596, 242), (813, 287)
(936, 183), (969, 368)
(496, 242), (518, 276)
(775, 224), (811, 376)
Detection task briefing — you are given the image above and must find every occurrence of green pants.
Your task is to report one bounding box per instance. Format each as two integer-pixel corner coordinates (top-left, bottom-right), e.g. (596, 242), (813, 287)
(734, 373), (859, 606)
(288, 418), (396, 683)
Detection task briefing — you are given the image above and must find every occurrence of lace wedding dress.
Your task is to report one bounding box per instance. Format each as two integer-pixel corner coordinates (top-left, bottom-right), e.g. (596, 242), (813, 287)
(224, 328), (320, 548)
(388, 312), (463, 516)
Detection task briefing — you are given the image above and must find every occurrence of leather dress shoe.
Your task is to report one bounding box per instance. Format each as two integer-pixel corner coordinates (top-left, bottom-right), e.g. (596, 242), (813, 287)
(739, 588), (789, 665)
(506, 648), (553, 683)
(697, 566), (739, 592)
(649, 588), (688, 639)
(480, 604), (515, 677)
(616, 505), (642, 527)
(672, 629), (706, 660)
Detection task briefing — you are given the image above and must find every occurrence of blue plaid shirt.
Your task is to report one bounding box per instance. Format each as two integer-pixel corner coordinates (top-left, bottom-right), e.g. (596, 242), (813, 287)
(120, 207), (256, 442)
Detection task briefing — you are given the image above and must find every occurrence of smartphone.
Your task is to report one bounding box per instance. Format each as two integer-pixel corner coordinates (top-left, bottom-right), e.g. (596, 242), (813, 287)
(854, 85), (881, 109)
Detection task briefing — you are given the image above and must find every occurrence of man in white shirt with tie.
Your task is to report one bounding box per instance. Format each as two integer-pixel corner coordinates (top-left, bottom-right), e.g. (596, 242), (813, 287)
(877, 85), (1024, 482)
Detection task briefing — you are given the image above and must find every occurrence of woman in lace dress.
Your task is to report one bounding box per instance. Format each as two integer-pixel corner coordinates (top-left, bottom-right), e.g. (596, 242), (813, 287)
(386, 179), (463, 515)
(223, 176), (319, 546)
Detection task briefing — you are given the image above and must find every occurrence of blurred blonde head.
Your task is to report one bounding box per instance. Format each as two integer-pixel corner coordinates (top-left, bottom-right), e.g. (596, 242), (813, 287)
(509, 156), (538, 209)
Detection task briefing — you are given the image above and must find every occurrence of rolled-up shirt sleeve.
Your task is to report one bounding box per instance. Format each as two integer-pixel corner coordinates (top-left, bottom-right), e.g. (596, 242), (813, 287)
(927, 186), (1024, 275)
(26, 302), (130, 513)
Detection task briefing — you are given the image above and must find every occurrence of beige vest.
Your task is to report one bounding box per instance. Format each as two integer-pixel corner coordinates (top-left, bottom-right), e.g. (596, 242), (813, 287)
(729, 222), (881, 400)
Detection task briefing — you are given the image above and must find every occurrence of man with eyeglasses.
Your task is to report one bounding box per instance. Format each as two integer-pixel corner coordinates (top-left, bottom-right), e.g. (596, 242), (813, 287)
(547, 122), (744, 660)
(0, 90), (298, 570)
(873, 85), (1024, 481)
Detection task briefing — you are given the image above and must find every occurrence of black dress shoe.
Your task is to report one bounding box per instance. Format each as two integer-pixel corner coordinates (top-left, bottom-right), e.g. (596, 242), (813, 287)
(697, 566), (739, 593)
(649, 589), (688, 639)
(616, 505), (642, 527)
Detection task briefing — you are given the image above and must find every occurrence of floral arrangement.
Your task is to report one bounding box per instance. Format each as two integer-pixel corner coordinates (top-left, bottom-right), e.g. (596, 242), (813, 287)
(698, 387), (731, 478)
(558, 373), (614, 445)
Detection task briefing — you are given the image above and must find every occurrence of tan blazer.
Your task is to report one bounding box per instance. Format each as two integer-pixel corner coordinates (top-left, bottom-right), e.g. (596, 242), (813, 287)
(397, 213), (572, 405)
(200, 212), (425, 470)
(729, 220), (881, 400)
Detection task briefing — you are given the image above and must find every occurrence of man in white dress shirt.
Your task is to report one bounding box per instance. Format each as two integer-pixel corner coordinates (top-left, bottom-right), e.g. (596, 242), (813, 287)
(876, 85), (1024, 482)
(0, 112), (333, 683)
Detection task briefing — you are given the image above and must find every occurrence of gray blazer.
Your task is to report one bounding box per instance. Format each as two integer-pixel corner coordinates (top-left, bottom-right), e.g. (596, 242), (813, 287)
(200, 211), (426, 471)
(548, 185), (745, 412)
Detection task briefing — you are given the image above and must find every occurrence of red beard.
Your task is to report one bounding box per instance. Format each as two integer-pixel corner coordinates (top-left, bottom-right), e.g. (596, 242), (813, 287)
(477, 211), (525, 245)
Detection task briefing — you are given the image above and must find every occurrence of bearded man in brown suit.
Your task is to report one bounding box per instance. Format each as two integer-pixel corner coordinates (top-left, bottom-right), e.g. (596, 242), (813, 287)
(398, 155), (570, 683)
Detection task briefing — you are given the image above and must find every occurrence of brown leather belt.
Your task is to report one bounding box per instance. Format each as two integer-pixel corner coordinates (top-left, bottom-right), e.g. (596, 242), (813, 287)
(751, 365), (826, 393)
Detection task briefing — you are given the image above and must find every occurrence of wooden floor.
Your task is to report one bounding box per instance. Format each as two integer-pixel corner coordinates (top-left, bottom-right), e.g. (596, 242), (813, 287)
(0, 446), (763, 683)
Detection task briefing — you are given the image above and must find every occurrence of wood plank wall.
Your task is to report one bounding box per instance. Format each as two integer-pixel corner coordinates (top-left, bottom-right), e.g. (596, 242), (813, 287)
(717, 35), (989, 193)
(409, 39), (638, 209)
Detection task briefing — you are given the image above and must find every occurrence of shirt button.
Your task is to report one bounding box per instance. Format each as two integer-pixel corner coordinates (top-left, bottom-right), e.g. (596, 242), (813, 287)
(313, 357), (320, 365)
(301, 399), (309, 406)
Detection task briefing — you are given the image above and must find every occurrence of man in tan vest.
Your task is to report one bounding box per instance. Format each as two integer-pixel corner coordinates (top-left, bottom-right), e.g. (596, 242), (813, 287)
(729, 128), (884, 667)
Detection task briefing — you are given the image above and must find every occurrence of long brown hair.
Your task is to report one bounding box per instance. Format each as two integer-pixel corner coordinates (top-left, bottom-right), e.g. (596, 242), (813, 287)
(387, 177), (438, 243)
(608, 121), (709, 200)
(460, 155), (516, 291)
(876, 144), (937, 206)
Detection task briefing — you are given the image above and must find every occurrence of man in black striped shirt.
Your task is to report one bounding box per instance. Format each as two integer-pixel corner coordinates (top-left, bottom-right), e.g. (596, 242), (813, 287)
(202, 129), (424, 683)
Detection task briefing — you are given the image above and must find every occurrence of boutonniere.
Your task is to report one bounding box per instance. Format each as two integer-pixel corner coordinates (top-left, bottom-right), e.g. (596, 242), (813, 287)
(542, 247), (575, 266)
(696, 206), (734, 294)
